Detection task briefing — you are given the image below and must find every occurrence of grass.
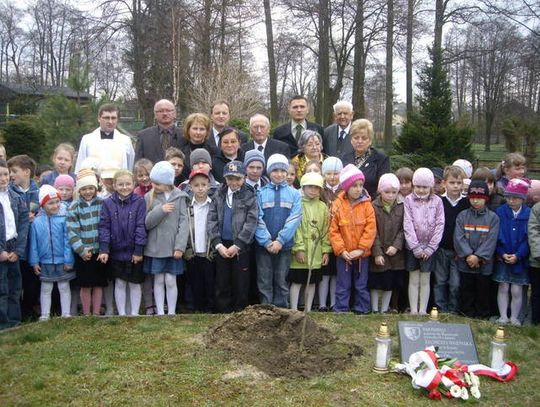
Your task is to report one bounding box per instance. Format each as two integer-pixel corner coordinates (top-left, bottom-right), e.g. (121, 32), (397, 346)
(1, 313), (539, 406)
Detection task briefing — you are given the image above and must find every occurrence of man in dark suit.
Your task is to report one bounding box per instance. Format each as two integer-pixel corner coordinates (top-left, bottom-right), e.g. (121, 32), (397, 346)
(208, 100), (248, 154)
(135, 99), (185, 164)
(241, 114), (291, 160)
(323, 100), (354, 160)
(272, 95), (324, 157)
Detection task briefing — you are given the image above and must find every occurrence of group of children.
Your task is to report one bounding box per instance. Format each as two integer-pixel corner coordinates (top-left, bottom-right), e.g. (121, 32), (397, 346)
(1, 141), (539, 330)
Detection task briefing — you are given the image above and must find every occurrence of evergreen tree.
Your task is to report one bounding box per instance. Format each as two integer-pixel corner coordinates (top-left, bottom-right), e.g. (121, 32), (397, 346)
(393, 47), (474, 168)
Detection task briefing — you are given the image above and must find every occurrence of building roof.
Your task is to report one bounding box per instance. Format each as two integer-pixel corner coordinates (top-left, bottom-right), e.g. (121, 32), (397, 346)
(0, 82), (93, 99)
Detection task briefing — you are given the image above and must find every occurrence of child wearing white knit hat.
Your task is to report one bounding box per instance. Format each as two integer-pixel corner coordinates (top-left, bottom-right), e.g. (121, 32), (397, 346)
(403, 168), (445, 315)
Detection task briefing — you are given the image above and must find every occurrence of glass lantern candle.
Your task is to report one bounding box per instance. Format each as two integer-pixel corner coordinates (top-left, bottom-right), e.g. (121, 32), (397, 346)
(373, 322), (392, 373)
(489, 326), (506, 371)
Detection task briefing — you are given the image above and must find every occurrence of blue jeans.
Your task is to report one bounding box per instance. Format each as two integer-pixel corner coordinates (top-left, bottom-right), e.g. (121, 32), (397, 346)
(256, 246), (291, 308)
(433, 248), (460, 313)
(0, 260), (22, 330)
(335, 257), (370, 313)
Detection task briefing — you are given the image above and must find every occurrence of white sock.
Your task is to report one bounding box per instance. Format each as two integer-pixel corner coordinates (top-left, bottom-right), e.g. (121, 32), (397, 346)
(510, 284), (522, 321)
(154, 273), (166, 315)
(115, 279), (127, 316)
(40, 282), (53, 319)
(370, 289), (380, 312)
(104, 280), (115, 315)
(381, 291), (392, 313)
(329, 276), (336, 308)
(129, 283), (142, 316)
(58, 281), (72, 317)
(165, 273), (178, 315)
(305, 284), (316, 312)
(419, 272), (431, 314)
(408, 270), (420, 314)
(290, 283), (301, 310)
(143, 275), (154, 310)
(318, 276), (329, 308)
(71, 286), (79, 316)
(497, 283), (509, 319)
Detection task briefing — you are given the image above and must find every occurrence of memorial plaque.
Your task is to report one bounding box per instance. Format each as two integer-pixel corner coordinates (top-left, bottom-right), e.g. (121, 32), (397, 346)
(398, 321), (479, 365)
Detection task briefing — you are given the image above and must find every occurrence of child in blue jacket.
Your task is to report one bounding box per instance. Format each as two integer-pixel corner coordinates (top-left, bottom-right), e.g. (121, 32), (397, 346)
(29, 186), (75, 320)
(493, 178), (531, 326)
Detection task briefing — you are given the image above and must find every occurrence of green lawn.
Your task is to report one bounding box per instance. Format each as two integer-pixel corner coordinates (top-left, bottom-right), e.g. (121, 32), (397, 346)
(1, 313), (538, 406)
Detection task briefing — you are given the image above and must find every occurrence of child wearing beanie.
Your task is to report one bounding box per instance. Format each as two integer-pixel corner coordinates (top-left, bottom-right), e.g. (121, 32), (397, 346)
(67, 169), (106, 316)
(288, 172), (332, 312)
(255, 153), (302, 307)
(29, 185), (75, 320)
(403, 168), (444, 315)
(54, 174), (75, 216)
(492, 178), (531, 326)
(144, 161), (189, 315)
(318, 156), (343, 310)
(369, 173), (405, 314)
(454, 180), (500, 318)
(243, 149), (268, 190)
(329, 164), (376, 313)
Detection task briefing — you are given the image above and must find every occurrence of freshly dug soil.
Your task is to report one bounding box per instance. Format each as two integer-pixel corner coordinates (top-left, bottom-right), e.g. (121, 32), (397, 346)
(205, 304), (363, 378)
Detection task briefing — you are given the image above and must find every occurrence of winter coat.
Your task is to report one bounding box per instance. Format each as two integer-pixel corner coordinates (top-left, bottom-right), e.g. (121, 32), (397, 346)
(454, 206), (500, 275)
(0, 190), (29, 257)
(495, 203), (530, 273)
(403, 193), (445, 258)
(370, 195), (405, 272)
(528, 202), (540, 268)
(29, 213), (73, 266)
(67, 196), (103, 256)
(290, 197), (332, 270)
(99, 192), (147, 262)
(9, 180), (39, 214)
(207, 183), (258, 252)
(329, 189), (376, 257)
(144, 188), (189, 258)
(255, 180), (302, 250)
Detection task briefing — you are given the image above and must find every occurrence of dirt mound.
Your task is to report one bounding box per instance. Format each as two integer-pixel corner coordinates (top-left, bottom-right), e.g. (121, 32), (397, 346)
(205, 304), (363, 378)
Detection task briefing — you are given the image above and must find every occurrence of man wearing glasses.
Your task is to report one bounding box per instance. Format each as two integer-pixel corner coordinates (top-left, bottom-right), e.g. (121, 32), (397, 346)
(135, 99), (185, 164)
(75, 103), (135, 172)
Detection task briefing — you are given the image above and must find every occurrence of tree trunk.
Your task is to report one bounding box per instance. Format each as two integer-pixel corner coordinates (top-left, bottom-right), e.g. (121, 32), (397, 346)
(406, 0), (414, 116)
(316, 0), (330, 125)
(352, 0), (366, 118)
(384, 0), (394, 151)
(263, 0), (279, 123)
(434, 0), (445, 54)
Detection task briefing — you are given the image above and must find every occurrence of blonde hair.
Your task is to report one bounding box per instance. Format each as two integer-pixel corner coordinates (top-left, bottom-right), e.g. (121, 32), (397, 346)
(113, 169), (135, 182)
(443, 165), (466, 181)
(134, 158), (153, 176)
(52, 143), (75, 171)
(496, 152), (526, 179)
(183, 113), (211, 142)
(350, 118), (374, 141)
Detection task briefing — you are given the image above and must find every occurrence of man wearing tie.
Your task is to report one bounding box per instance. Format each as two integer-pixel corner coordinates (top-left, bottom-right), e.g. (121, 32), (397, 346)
(272, 96), (324, 157)
(135, 99), (185, 165)
(323, 101), (355, 160)
(75, 104), (135, 172)
(208, 100), (248, 154)
(241, 114), (290, 160)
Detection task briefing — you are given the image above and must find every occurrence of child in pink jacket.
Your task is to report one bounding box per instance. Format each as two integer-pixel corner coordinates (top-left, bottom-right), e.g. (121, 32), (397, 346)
(404, 168), (445, 314)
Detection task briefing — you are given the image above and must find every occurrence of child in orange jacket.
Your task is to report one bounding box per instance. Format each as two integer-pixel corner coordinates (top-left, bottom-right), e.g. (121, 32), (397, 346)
(330, 164), (376, 313)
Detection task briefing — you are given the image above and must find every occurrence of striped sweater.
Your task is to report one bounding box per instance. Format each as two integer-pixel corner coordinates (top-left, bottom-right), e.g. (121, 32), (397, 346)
(67, 196), (103, 256)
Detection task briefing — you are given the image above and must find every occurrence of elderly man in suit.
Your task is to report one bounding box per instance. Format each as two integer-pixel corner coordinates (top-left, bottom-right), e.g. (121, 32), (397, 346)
(323, 101), (354, 160)
(241, 114), (290, 160)
(272, 95), (324, 157)
(134, 99), (185, 164)
(208, 100), (248, 154)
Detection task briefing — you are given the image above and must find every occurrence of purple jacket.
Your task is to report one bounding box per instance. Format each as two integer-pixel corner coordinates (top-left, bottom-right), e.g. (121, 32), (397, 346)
(404, 192), (445, 258)
(99, 192), (147, 261)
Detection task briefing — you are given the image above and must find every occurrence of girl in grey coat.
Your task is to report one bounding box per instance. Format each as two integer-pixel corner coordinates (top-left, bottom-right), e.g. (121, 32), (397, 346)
(144, 162), (189, 315)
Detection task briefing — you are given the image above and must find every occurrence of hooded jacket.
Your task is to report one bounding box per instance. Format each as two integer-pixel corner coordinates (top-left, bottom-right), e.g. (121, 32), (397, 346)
(329, 189), (376, 257)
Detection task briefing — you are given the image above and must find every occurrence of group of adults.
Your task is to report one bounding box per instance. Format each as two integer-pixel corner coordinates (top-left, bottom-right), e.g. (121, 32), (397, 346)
(76, 95), (390, 197)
